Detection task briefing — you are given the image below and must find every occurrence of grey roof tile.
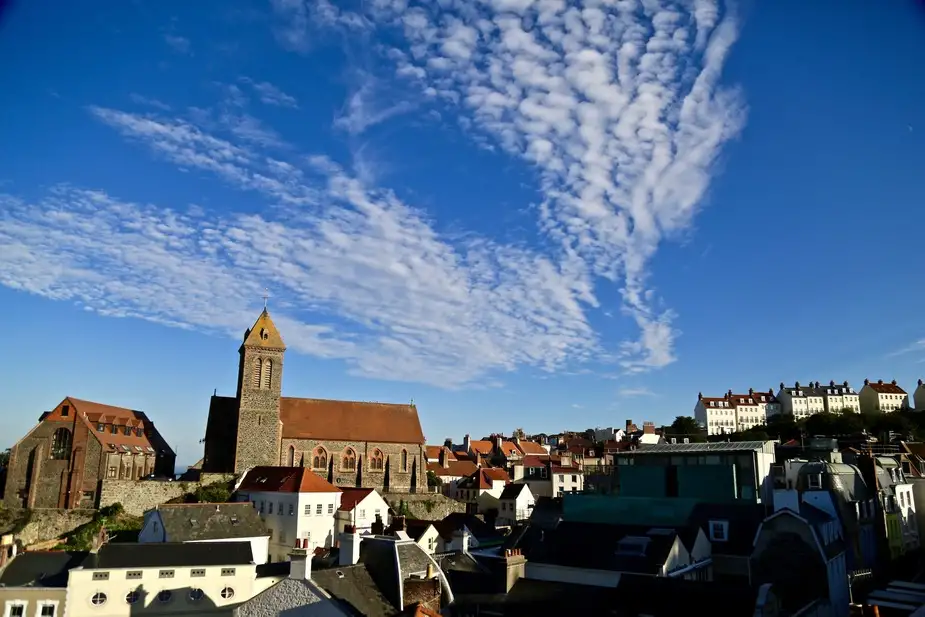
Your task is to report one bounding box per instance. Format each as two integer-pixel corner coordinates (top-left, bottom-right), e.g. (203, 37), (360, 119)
(155, 503), (267, 542)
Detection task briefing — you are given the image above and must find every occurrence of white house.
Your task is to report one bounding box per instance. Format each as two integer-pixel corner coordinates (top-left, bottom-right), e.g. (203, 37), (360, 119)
(236, 466), (341, 561)
(551, 464), (583, 497)
(725, 391), (763, 432)
(335, 488), (390, 535)
(497, 483), (535, 526)
(426, 450), (478, 497)
(455, 468), (509, 503)
(813, 380), (861, 413)
(859, 379), (910, 413)
(776, 382), (826, 420)
(138, 503), (270, 565)
(65, 540), (272, 617)
(694, 393), (737, 436)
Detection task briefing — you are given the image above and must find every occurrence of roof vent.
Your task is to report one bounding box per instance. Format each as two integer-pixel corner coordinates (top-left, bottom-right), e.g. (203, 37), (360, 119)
(335, 570), (345, 579)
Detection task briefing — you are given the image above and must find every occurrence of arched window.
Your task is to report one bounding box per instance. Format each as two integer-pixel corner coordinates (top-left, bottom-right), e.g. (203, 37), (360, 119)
(370, 449), (384, 471)
(401, 449), (408, 472)
(287, 445), (295, 467)
(312, 447), (327, 471)
(50, 428), (72, 460)
(252, 357), (262, 389)
(342, 448), (356, 471)
(262, 359), (273, 389)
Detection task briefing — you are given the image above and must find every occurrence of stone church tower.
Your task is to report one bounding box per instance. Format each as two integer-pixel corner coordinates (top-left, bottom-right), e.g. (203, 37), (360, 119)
(234, 309), (285, 473)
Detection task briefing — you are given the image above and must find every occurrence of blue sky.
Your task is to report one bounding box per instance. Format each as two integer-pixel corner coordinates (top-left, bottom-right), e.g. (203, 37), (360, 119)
(2, 0), (925, 466)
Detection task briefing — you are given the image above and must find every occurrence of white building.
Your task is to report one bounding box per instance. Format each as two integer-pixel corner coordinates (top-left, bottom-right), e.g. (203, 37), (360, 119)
(859, 379), (910, 413)
(497, 483), (535, 526)
(335, 488), (390, 536)
(236, 466), (341, 561)
(777, 382), (826, 420)
(810, 380), (861, 413)
(725, 391), (763, 432)
(915, 379), (925, 412)
(590, 427), (625, 443)
(455, 468), (509, 503)
(551, 463), (583, 497)
(752, 388), (782, 418)
(694, 393), (737, 436)
(138, 503), (270, 565)
(65, 541), (272, 617)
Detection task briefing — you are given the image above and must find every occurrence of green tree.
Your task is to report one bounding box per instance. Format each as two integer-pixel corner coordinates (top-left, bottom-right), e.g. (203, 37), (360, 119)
(0, 449), (9, 469)
(426, 470), (443, 488)
(668, 416), (707, 442)
(764, 415), (800, 442)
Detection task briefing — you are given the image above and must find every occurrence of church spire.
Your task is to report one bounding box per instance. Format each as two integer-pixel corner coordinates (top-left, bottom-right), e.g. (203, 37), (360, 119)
(241, 306), (286, 351)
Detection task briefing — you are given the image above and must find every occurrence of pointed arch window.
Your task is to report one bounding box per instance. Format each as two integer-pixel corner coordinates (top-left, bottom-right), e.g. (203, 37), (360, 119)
(262, 359), (273, 389)
(400, 449), (408, 473)
(312, 447), (328, 471)
(50, 428), (72, 460)
(287, 445), (296, 467)
(252, 357), (262, 389)
(370, 449), (384, 471)
(342, 448), (357, 471)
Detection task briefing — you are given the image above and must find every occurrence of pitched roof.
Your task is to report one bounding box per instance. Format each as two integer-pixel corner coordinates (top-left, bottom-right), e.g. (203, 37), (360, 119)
(427, 459), (478, 478)
(520, 455), (547, 469)
(280, 398), (425, 444)
(233, 577), (326, 616)
(0, 551), (88, 587)
(65, 397), (174, 455)
(469, 440), (493, 455)
(154, 503), (267, 542)
(424, 445), (443, 459)
(459, 467), (510, 489)
(83, 541), (254, 569)
(312, 564), (397, 617)
(241, 309), (286, 350)
(516, 440), (547, 455)
(238, 466), (339, 494)
(864, 379), (907, 394)
(499, 483), (529, 500)
(339, 487), (375, 512)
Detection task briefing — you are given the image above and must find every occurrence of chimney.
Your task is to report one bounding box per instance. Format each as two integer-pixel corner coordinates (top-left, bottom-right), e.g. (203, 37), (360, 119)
(698, 392), (702, 400)
(0, 535), (12, 569)
(780, 382), (785, 390)
(643, 422), (655, 435)
(795, 381), (800, 389)
(289, 539), (311, 580)
(878, 379), (883, 385)
(626, 419), (633, 431)
(426, 562), (436, 579)
(444, 437), (453, 449)
(501, 548), (526, 593)
(494, 434), (503, 451)
(338, 527), (361, 566)
(844, 381), (849, 387)
(439, 447), (448, 469)
(830, 380), (835, 387)
(512, 435), (520, 447)
(892, 379), (897, 386)
(864, 379), (870, 386)
(748, 388), (753, 396)
(463, 434), (471, 453)
(371, 513), (384, 535)
(392, 515), (407, 532)
(452, 528), (470, 553)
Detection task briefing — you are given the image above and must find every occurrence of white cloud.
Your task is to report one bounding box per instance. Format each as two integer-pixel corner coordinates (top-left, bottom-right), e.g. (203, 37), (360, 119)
(617, 387), (656, 397)
(357, 0), (746, 372)
(334, 75), (417, 135)
(163, 35), (191, 54)
(129, 94), (172, 111)
(0, 108), (601, 388)
(269, 0), (369, 52)
(240, 78), (299, 108)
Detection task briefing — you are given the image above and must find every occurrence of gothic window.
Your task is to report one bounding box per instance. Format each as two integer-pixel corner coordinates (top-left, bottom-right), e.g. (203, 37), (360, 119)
(287, 445), (295, 467)
(370, 449), (384, 471)
(401, 449), (408, 472)
(252, 357), (262, 389)
(50, 428), (72, 460)
(312, 447), (327, 471)
(262, 359), (273, 389)
(342, 448), (357, 471)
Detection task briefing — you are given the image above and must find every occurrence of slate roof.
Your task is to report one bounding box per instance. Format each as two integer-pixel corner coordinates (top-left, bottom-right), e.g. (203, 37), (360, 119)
(633, 441), (773, 454)
(403, 520), (437, 542)
(239, 466), (339, 493)
(440, 513), (501, 542)
(499, 484), (529, 500)
(232, 577), (329, 616)
(689, 501), (764, 556)
(154, 503), (267, 542)
(0, 551), (88, 587)
(280, 398), (425, 444)
(81, 541), (254, 569)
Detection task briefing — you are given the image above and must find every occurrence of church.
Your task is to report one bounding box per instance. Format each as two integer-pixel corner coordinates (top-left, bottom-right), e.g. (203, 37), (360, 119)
(202, 309), (427, 493)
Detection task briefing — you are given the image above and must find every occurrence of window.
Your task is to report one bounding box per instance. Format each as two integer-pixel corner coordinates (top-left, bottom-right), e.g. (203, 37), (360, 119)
(108, 467), (116, 478)
(326, 503), (332, 514)
(252, 356), (263, 388)
(7, 604), (24, 617)
(261, 358), (273, 389)
(268, 502), (273, 514)
(359, 509), (366, 518)
(91, 593), (107, 606)
(191, 568), (205, 577)
(221, 587), (235, 600)
(110, 424), (118, 435)
(288, 503), (294, 516)
(97, 423), (104, 432)
(370, 449), (384, 471)
(61, 404), (70, 417)
(39, 604), (56, 617)
(125, 591), (140, 605)
(312, 447), (328, 471)
(559, 475), (564, 482)
(123, 425), (131, 436)
(50, 427), (72, 459)
(572, 475), (577, 483)
(288, 445), (296, 467)
(158, 569), (175, 579)
(92, 572), (109, 581)
(304, 504), (310, 515)
(342, 448), (357, 471)
(259, 501), (264, 514)
(221, 568), (236, 577)
(189, 588), (204, 602)
(156, 590), (172, 604)
(709, 520), (729, 542)
(316, 503), (322, 515)
(808, 474), (823, 490)
(401, 449), (409, 472)
(278, 501), (283, 515)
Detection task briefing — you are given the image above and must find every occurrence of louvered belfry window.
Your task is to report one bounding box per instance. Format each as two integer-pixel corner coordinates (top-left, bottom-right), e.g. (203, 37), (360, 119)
(252, 357), (262, 389)
(262, 359), (272, 389)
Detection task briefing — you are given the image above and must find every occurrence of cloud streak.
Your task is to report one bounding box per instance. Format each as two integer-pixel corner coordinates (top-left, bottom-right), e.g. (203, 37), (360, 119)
(323, 0), (748, 372)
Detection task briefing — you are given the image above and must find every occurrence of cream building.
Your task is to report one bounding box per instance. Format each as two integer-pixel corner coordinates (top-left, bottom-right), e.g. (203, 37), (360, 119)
(810, 380), (861, 413)
(751, 388), (782, 419)
(335, 488), (390, 536)
(694, 393), (737, 435)
(859, 379), (910, 413)
(776, 382), (826, 419)
(65, 541), (272, 617)
(235, 467), (341, 562)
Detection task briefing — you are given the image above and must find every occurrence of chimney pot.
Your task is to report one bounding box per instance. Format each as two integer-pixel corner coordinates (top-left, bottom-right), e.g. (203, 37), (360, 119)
(892, 379), (897, 386)
(878, 379), (883, 385)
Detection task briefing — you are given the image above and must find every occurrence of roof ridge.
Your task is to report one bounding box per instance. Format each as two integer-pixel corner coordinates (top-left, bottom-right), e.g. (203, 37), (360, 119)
(280, 396), (414, 407)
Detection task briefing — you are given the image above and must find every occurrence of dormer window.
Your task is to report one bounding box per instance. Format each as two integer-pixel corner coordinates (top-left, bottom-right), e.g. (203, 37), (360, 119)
(708, 520), (729, 542)
(761, 396), (766, 402)
(808, 474), (822, 490)
(709, 401), (715, 407)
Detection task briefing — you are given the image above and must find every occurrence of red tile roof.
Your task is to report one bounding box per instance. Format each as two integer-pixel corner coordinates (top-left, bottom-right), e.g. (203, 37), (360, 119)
(864, 379), (907, 394)
(427, 460), (478, 478)
(424, 446), (444, 460)
(238, 466), (339, 493)
(280, 398), (425, 444)
(516, 440), (547, 455)
(469, 440), (493, 455)
(338, 487), (375, 512)
(520, 455), (547, 469)
(63, 397), (171, 454)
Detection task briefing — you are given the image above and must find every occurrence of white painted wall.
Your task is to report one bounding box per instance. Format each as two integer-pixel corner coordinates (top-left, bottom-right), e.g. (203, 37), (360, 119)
(337, 492), (389, 535)
(552, 471), (583, 497)
(250, 490), (341, 561)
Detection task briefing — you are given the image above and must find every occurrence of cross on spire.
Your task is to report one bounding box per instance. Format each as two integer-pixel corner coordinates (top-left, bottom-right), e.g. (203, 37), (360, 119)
(262, 288), (270, 310)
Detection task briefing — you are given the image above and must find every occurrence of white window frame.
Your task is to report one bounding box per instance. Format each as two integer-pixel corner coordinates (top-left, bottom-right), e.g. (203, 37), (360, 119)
(37, 601), (60, 617)
(708, 520), (729, 542)
(3, 600), (27, 617)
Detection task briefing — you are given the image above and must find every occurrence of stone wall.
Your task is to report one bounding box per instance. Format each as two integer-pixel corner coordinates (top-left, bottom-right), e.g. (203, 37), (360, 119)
(382, 492), (466, 521)
(98, 474), (235, 516)
(13, 509), (96, 547)
(283, 439), (426, 494)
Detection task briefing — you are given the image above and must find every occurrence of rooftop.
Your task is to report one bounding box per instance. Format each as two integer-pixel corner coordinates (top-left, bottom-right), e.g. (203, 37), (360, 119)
(0, 551), (88, 587)
(238, 466), (339, 494)
(632, 441), (775, 454)
(153, 502), (267, 542)
(81, 541), (254, 569)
